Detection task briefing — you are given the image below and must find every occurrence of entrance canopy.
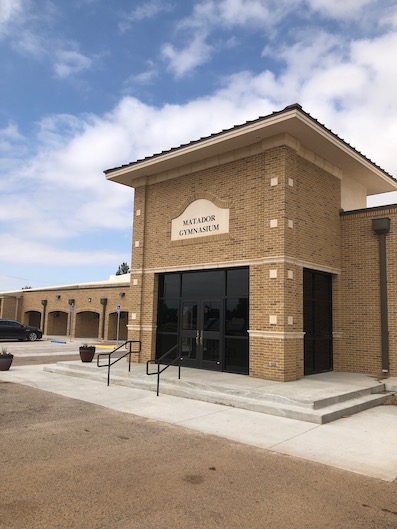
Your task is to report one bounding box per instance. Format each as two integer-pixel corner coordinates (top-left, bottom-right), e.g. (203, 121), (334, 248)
(105, 104), (397, 206)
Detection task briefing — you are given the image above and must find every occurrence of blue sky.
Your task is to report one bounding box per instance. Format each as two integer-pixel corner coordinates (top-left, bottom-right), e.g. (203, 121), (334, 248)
(1, 0), (397, 291)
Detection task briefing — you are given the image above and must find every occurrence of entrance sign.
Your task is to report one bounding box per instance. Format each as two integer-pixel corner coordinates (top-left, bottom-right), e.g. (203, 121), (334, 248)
(171, 199), (229, 241)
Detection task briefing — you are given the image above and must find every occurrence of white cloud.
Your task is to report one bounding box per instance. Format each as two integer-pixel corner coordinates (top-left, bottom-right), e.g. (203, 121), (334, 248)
(3, 35), (397, 254)
(129, 0), (174, 21)
(162, 34), (213, 77)
(0, 0), (23, 30)
(160, 0), (395, 79)
(54, 50), (93, 78)
(119, 0), (175, 32)
(162, 0), (280, 77)
(2, 3), (397, 282)
(180, 0), (276, 30)
(0, 1), (94, 79)
(0, 0), (49, 57)
(0, 122), (26, 151)
(0, 234), (124, 266)
(14, 31), (45, 57)
(124, 61), (159, 87)
(306, 0), (374, 19)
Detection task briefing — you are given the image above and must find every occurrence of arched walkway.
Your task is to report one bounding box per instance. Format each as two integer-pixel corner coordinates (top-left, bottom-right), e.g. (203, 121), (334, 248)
(47, 311), (68, 336)
(24, 310), (41, 328)
(75, 311), (100, 338)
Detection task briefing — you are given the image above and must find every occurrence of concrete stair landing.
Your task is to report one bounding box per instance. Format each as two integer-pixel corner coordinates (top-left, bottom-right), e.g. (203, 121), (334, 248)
(43, 361), (394, 424)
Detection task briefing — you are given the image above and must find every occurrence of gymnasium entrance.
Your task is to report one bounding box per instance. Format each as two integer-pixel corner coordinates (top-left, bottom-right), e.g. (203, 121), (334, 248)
(180, 299), (222, 370)
(156, 268), (249, 374)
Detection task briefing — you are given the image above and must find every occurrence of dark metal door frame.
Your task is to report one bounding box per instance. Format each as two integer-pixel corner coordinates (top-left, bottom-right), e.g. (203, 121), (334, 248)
(180, 298), (223, 371)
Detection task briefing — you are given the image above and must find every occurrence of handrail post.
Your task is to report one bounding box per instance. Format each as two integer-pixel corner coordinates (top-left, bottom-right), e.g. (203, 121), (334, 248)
(145, 344), (182, 396)
(107, 353), (110, 386)
(97, 340), (141, 386)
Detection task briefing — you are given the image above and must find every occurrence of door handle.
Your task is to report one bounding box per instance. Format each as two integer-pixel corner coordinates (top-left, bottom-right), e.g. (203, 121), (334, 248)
(196, 330), (200, 345)
(200, 330), (203, 345)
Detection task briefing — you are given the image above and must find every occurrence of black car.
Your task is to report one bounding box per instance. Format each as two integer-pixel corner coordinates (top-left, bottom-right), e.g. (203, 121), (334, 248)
(0, 319), (43, 341)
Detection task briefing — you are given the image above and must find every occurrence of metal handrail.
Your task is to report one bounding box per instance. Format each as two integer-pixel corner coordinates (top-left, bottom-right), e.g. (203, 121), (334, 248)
(97, 340), (141, 386)
(146, 344), (182, 396)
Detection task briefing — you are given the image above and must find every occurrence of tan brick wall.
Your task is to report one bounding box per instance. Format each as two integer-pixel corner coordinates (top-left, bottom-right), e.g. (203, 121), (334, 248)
(128, 272), (157, 363)
(294, 156), (341, 268)
(340, 207), (397, 377)
(15, 283), (130, 340)
(129, 142), (343, 381)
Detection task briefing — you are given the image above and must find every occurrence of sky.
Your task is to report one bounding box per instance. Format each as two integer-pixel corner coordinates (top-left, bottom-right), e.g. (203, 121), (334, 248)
(1, 0), (397, 291)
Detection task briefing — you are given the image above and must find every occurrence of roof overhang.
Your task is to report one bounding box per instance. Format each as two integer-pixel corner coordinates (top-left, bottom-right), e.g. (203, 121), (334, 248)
(105, 105), (397, 196)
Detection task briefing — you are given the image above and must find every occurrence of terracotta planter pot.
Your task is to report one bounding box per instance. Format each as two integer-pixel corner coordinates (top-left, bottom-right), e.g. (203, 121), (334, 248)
(79, 346), (96, 363)
(0, 356), (13, 371)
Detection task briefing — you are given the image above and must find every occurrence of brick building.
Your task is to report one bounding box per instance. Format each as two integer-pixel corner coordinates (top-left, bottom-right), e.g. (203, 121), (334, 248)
(104, 104), (397, 381)
(2, 104), (396, 382)
(0, 275), (130, 341)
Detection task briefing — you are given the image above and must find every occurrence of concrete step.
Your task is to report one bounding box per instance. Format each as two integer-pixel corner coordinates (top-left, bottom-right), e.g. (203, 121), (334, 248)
(43, 362), (393, 424)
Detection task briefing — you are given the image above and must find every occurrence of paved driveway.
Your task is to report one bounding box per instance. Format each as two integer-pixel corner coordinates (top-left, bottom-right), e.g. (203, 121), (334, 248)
(1, 382), (397, 529)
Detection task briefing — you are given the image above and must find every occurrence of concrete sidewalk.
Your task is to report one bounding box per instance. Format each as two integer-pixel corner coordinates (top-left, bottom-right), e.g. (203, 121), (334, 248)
(1, 363), (397, 483)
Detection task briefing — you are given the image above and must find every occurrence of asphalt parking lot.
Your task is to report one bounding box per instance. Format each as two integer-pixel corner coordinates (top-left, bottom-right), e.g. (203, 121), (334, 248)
(2, 379), (397, 529)
(2, 339), (397, 527)
(1, 337), (95, 365)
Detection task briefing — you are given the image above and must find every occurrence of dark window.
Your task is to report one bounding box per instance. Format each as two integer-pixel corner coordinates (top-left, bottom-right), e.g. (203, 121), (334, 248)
(225, 338), (249, 374)
(225, 298), (248, 336)
(157, 300), (179, 332)
(203, 302), (220, 332)
(159, 274), (181, 298)
(156, 334), (178, 360)
(182, 270), (225, 298)
(227, 268), (249, 297)
(181, 302), (197, 330)
(203, 339), (220, 363)
(303, 269), (333, 375)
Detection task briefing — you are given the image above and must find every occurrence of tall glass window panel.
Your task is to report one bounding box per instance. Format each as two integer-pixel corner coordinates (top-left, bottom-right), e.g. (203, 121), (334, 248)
(160, 273), (181, 298)
(182, 270), (224, 298)
(182, 302), (197, 330)
(156, 334), (178, 360)
(225, 298), (248, 336)
(225, 338), (248, 374)
(203, 302), (220, 331)
(226, 268), (249, 297)
(157, 300), (179, 332)
(203, 339), (220, 363)
(181, 336), (196, 359)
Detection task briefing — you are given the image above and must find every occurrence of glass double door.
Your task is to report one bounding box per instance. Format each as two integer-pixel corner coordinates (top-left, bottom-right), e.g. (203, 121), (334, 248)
(180, 299), (222, 370)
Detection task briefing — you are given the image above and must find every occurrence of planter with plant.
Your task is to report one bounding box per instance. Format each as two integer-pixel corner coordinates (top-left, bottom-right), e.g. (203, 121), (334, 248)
(79, 344), (96, 363)
(0, 347), (14, 371)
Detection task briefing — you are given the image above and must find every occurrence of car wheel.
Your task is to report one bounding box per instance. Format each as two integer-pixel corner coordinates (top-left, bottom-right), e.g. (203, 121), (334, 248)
(28, 332), (38, 341)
